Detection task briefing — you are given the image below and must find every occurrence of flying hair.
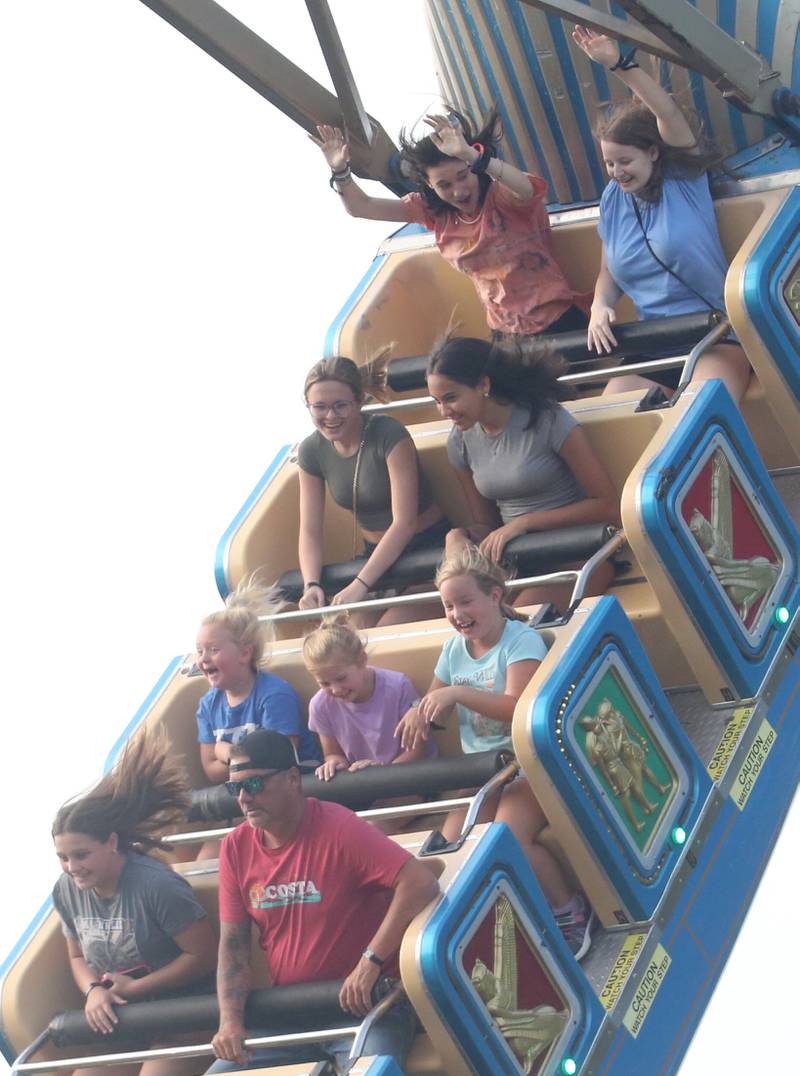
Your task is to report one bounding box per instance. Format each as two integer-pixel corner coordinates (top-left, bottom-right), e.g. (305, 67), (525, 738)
(595, 97), (720, 202)
(302, 613), (367, 670)
(399, 104), (503, 218)
(303, 348), (395, 405)
(427, 334), (574, 427)
(200, 574), (281, 672)
(435, 543), (528, 623)
(52, 727), (189, 853)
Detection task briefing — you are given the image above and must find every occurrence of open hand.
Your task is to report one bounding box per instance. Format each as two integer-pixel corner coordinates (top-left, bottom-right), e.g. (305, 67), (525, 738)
(424, 113), (472, 162)
(332, 577), (369, 607)
(479, 522), (522, 564)
(315, 758), (348, 781)
(587, 304), (618, 354)
(310, 124), (350, 172)
(572, 25), (620, 69)
(84, 984), (125, 1035)
(349, 759), (383, 772)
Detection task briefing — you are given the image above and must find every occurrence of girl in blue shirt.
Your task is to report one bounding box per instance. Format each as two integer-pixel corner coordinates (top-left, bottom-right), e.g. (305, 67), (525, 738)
(395, 545), (594, 958)
(573, 24), (750, 401)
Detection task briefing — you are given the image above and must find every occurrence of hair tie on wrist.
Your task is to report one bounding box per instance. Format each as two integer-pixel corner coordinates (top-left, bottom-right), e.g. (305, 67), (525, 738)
(329, 167), (352, 189)
(355, 574), (371, 590)
(610, 47), (639, 72)
(304, 580), (322, 591)
(469, 143), (491, 175)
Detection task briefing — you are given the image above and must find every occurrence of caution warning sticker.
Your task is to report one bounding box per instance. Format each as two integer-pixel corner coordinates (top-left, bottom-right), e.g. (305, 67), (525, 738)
(730, 718), (776, 811)
(622, 944), (671, 1039)
(599, 932), (647, 1012)
(707, 706), (753, 782)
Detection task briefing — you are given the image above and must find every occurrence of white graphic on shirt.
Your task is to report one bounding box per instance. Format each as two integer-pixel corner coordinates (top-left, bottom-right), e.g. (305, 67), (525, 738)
(249, 878), (321, 910)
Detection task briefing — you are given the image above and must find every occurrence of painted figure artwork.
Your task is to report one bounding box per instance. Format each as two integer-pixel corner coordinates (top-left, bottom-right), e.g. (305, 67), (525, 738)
(580, 699), (672, 834)
(684, 451), (780, 628)
(465, 895), (569, 1074)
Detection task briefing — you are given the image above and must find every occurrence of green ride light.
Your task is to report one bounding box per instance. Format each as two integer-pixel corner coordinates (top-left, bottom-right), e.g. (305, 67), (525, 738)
(561, 1059), (578, 1076)
(671, 826), (687, 846)
(774, 606), (790, 626)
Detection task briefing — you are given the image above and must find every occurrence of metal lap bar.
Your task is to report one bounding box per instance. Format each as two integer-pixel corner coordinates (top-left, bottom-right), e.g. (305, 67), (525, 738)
(348, 982), (406, 1062)
(263, 530), (624, 626)
(166, 796), (475, 846)
(673, 318), (732, 397)
(364, 356), (687, 414)
(420, 760), (520, 855)
(13, 1026), (360, 1072)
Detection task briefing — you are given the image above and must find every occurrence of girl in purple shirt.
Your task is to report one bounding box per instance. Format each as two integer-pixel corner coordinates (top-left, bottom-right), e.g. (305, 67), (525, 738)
(303, 620), (435, 782)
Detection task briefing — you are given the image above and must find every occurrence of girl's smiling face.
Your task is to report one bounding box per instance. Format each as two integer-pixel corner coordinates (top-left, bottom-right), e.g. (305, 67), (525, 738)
(600, 139), (658, 194)
(305, 379), (362, 444)
(439, 573), (503, 643)
(54, 832), (118, 892)
(311, 653), (373, 704)
(427, 372), (488, 431)
(196, 622), (253, 693)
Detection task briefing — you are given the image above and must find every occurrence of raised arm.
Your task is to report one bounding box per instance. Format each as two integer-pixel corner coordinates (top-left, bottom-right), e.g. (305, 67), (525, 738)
(425, 114), (534, 201)
(311, 125), (411, 222)
(572, 26), (696, 148)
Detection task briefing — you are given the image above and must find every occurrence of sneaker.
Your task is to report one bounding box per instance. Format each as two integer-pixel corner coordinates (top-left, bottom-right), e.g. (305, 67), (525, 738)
(555, 896), (596, 962)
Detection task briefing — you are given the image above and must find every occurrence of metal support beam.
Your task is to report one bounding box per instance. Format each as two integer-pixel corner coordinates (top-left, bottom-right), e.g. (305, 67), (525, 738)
(305, 0), (372, 147)
(520, 0), (795, 124)
(137, 0), (403, 190)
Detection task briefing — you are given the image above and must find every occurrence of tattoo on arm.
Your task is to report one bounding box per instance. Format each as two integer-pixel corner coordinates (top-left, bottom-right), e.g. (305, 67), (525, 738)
(217, 921), (252, 1020)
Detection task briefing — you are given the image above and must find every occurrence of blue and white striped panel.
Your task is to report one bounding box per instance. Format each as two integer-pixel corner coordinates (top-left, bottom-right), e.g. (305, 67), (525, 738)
(426, 0), (799, 203)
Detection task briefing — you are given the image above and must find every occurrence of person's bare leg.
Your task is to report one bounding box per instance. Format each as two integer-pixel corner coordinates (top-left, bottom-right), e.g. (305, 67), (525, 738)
(537, 824), (581, 892)
(691, 343), (751, 403)
(141, 1058), (207, 1076)
(495, 781), (576, 906)
(601, 373), (670, 396)
(440, 789), (500, 842)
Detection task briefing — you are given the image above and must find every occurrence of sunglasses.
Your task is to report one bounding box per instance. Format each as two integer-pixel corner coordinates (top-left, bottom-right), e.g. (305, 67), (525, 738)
(224, 770), (285, 797)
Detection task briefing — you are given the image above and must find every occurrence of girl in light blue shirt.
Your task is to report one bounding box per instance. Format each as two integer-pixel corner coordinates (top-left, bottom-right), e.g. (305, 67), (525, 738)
(574, 24), (750, 401)
(396, 545), (595, 959)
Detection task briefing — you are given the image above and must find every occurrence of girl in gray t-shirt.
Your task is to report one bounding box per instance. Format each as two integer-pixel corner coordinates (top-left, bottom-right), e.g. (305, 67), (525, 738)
(51, 730), (216, 1076)
(426, 336), (618, 610)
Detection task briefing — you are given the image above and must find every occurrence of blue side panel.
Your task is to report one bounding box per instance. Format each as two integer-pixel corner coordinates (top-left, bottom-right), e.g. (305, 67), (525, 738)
(213, 444), (292, 599)
(362, 1059), (403, 1076)
(594, 646), (800, 1074)
(527, 596), (711, 922)
(417, 824), (604, 1074)
(0, 895), (55, 1064)
(739, 185), (800, 403)
(638, 381), (800, 698)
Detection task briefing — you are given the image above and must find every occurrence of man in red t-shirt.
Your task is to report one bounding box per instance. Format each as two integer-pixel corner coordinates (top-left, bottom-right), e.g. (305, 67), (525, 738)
(207, 729), (439, 1072)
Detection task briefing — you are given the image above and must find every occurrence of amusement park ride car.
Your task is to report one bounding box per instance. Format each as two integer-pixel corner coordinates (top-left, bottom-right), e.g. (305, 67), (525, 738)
(3, 2), (799, 1074)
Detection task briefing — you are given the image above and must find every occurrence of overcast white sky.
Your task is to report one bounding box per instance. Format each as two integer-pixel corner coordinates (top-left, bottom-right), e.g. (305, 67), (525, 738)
(1, 2), (794, 1073)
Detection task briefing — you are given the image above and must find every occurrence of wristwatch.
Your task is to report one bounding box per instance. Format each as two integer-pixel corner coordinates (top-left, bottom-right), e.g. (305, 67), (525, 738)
(362, 947), (385, 967)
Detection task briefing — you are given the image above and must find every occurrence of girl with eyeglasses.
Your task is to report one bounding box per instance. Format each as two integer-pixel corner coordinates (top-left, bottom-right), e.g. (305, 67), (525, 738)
(297, 355), (447, 624)
(195, 577), (320, 857)
(51, 730), (217, 1076)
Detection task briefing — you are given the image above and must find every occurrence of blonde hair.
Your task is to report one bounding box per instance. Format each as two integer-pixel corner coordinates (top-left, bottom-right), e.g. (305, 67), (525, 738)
(303, 348), (394, 405)
(302, 616), (367, 671)
(201, 575), (281, 672)
(435, 544), (528, 623)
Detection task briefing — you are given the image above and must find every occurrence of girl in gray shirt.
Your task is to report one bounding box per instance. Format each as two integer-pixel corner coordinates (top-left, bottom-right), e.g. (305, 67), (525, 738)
(427, 336), (618, 609)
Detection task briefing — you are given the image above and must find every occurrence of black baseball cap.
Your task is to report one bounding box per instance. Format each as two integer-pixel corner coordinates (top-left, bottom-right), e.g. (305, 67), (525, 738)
(229, 729), (299, 774)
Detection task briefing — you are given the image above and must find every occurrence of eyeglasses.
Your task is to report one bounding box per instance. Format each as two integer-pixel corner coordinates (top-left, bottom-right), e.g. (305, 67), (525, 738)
(224, 770), (285, 797)
(306, 400), (355, 417)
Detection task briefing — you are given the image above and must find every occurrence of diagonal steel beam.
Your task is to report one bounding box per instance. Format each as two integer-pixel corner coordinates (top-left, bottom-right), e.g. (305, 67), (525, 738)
(137, 0), (402, 189)
(517, 0), (683, 64)
(305, 0), (372, 147)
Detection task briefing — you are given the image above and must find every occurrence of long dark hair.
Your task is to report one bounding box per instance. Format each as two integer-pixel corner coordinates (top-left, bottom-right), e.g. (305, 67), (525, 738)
(595, 99), (720, 203)
(52, 729), (189, 854)
(427, 335), (574, 427)
(399, 105), (503, 218)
